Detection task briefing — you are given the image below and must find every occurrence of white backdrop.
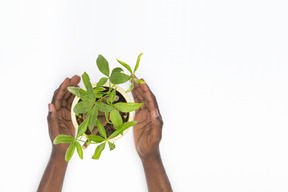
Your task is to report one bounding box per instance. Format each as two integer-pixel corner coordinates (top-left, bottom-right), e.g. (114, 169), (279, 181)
(1, 0), (288, 191)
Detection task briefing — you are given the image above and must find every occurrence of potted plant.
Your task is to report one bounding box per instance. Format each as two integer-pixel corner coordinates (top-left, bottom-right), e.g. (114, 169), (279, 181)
(53, 53), (145, 161)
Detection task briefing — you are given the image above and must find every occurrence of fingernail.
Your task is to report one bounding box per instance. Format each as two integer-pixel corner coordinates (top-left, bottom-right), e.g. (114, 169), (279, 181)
(152, 109), (159, 118)
(48, 104), (53, 113)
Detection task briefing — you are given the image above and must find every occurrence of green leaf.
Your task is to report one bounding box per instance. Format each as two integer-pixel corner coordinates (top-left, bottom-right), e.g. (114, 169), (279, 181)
(78, 89), (95, 102)
(92, 142), (106, 159)
(112, 67), (124, 73)
(134, 53), (143, 73)
(97, 77), (108, 87)
(94, 87), (106, 92)
(110, 109), (123, 129)
(82, 72), (94, 94)
(87, 105), (98, 132)
(110, 71), (131, 85)
(96, 102), (114, 112)
(65, 142), (76, 161)
(108, 121), (137, 139)
(73, 101), (94, 114)
(67, 87), (80, 97)
(107, 89), (116, 104)
(96, 54), (110, 77)
(134, 78), (145, 84)
(96, 120), (107, 138)
(76, 117), (90, 138)
(116, 59), (133, 74)
(108, 141), (116, 151)
(78, 89), (88, 99)
(105, 111), (111, 124)
(53, 135), (74, 144)
(126, 82), (134, 93)
(86, 135), (105, 143)
(75, 141), (83, 159)
(113, 102), (143, 112)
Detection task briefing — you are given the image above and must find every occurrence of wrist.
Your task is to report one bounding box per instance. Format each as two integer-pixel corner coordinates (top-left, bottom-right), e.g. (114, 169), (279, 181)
(140, 152), (162, 165)
(51, 147), (67, 163)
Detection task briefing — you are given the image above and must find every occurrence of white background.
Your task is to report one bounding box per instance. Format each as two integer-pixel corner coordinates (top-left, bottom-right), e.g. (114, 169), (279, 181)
(0, 0), (288, 191)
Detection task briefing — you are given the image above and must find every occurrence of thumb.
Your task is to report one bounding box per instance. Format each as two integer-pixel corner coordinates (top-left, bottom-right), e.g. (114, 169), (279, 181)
(151, 109), (163, 127)
(47, 103), (59, 129)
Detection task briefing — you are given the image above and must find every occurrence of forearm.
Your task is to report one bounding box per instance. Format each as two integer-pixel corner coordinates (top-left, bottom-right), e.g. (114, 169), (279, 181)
(37, 148), (68, 192)
(141, 153), (173, 192)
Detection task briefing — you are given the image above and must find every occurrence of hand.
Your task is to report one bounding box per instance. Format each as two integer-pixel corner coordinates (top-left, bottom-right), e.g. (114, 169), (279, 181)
(47, 75), (81, 153)
(132, 78), (163, 160)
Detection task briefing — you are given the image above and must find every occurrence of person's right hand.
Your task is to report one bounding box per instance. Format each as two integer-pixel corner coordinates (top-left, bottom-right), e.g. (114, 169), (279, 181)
(131, 79), (163, 160)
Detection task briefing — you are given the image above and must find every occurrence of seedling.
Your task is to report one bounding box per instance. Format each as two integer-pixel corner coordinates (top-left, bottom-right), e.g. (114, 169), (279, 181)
(53, 53), (145, 161)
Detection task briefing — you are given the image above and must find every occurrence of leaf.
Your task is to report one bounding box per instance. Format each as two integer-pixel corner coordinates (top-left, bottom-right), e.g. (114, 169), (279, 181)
(108, 121), (137, 139)
(97, 77), (108, 87)
(105, 111), (111, 124)
(134, 78), (145, 84)
(79, 89), (95, 102)
(110, 109), (123, 129)
(96, 54), (110, 77)
(108, 141), (116, 151)
(67, 87), (80, 97)
(87, 105), (98, 132)
(116, 59), (133, 74)
(92, 142), (106, 160)
(75, 141), (83, 159)
(78, 89), (88, 99)
(86, 135), (105, 143)
(112, 67), (124, 73)
(126, 82), (134, 93)
(73, 101), (94, 114)
(110, 71), (131, 85)
(82, 72), (94, 94)
(107, 89), (116, 104)
(94, 87), (106, 92)
(53, 135), (74, 144)
(134, 53), (143, 73)
(76, 117), (90, 138)
(96, 120), (107, 138)
(96, 102), (114, 112)
(113, 102), (143, 112)
(65, 142), (76, 162)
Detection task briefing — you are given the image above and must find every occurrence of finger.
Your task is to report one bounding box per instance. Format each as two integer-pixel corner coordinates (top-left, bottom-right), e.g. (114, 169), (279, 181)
(70, 75), (81, 86)
(133, 87), (145, 103)
(47, 103), (59, 135)
(132, 79), (144, 103)
(150, 109), (163, 140)
(64, 75), (80, 100)
(67, 93), (76, 110)
(132, 75), (140, 89)
(132, 87), (141, 103)
(52, 77), (70, 104)
(63, 91), (72, 100)
(140, 79), (161, 114)
(140, 82), (158, 111)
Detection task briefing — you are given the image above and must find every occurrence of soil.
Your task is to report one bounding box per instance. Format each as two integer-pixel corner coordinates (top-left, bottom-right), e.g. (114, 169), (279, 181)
(76, 87), (129, 138)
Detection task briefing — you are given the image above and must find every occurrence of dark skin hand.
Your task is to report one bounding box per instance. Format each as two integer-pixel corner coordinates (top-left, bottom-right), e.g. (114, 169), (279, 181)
(132, 78), (173, 192)
(38, 75), (172, 192)
(37, 75), (81, 192)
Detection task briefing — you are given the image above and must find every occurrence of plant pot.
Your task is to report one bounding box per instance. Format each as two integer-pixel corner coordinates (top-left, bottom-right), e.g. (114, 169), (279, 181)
(71, 82), (135, 143)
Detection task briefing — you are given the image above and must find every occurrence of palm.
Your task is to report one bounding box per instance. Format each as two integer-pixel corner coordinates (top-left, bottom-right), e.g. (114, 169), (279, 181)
(48, 76), (80, 152)
(132, 79), (163, 158)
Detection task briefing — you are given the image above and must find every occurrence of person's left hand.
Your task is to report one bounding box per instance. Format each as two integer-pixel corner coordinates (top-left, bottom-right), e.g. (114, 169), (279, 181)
(47, 75), (81, 153)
